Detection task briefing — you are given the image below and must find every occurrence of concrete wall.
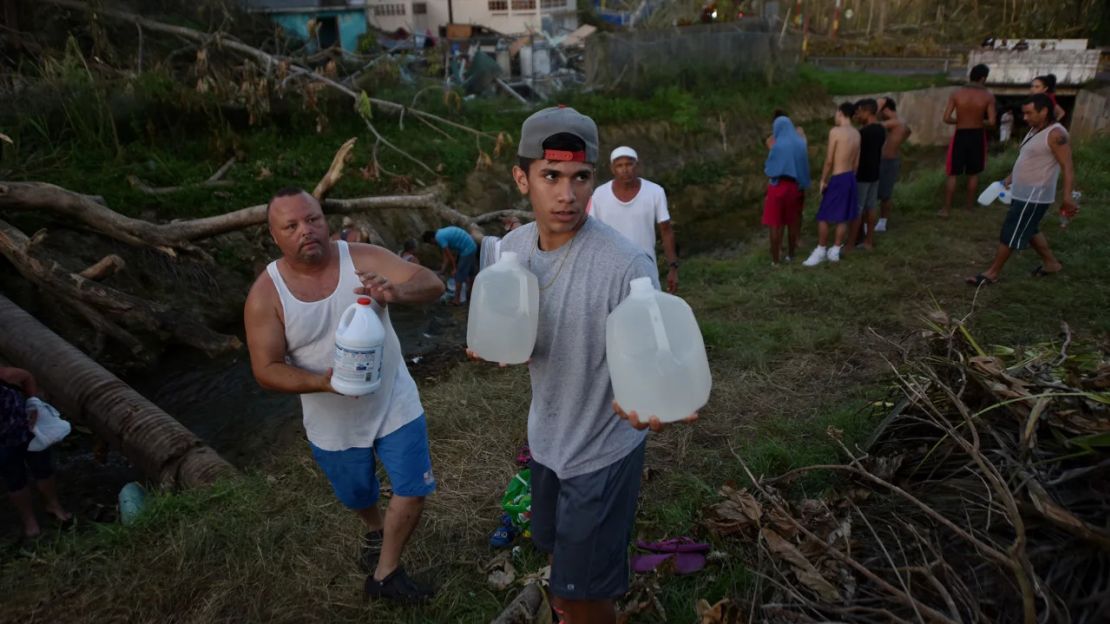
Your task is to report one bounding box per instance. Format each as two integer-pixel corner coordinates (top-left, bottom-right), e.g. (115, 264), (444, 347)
(839, 84), (1110, 146)
(968, 49), (1101, 86)
(839, 87), (999, 147)
(1070, 88), (1110, 140)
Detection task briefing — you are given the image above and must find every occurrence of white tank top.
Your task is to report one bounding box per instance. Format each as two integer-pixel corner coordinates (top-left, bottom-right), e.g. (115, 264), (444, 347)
(1011, 123), (1066, 204)
(266, 241), (422, 451)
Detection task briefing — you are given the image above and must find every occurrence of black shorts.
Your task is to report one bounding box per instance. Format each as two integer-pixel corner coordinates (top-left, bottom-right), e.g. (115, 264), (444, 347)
(946, 128), (987, 176)
(530, 442), (645, 601)
(1000, 200), (1050, 250)
(0, 441), (54, 491)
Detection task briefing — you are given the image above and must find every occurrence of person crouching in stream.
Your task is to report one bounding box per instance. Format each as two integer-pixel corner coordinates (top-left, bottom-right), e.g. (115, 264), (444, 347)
(244, 188), (445, 603)
(762, 113), (811, 265)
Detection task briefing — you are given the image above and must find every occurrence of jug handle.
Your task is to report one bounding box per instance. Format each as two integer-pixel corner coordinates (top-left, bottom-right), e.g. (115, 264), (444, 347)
(518, 273), (530, 316)
(337, 303), (356, 337)
(647, 296), (673, 356)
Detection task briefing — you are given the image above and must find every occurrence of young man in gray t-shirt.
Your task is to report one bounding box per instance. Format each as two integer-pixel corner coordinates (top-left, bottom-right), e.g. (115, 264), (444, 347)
(470, 107), (698, 623)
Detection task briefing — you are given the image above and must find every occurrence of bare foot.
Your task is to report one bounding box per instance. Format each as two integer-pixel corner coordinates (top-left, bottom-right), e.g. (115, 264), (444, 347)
(937, 209), (950, 218)
(860, 243), (874, 251)
(45, 504), (73, 523)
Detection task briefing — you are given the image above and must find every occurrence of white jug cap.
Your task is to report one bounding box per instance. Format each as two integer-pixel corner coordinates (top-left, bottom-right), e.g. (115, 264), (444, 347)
(629, 276), (654, 295)
(500, 251), (519, 263)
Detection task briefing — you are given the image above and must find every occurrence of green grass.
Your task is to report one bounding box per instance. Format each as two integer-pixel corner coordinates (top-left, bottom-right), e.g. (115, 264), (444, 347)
(798, 64), (950, 95)
(2, 80), (1109, 622)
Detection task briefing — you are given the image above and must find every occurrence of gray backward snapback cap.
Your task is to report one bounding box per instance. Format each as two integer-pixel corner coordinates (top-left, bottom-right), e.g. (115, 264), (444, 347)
(518, 106), (599, 164)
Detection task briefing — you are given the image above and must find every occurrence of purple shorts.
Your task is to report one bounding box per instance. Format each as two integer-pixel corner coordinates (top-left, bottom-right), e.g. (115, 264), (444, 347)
(816, 172), (860, 224)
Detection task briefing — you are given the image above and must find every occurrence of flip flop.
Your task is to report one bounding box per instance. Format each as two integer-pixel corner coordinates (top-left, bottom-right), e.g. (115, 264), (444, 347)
(631, 553), (673, 573)
(1031, 265), (1060, 277)
(674, 552), (707, 575)
(630, 552), (708, 575)
(965, 273), (997, 287)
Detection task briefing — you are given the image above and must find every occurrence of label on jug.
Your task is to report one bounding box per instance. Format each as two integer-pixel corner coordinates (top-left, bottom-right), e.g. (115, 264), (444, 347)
(333, 344), (383, 386)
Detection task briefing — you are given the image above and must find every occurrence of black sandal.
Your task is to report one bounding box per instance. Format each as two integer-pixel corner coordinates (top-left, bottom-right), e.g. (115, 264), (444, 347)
(965, 273), (997, 287)
(1031, 265), (1060, 277)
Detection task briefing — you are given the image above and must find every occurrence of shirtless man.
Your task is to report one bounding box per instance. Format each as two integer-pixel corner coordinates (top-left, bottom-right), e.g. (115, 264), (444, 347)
(875, 97), (912, 232)
(803, 102), (860, 267)
(941, 63), (996, 217)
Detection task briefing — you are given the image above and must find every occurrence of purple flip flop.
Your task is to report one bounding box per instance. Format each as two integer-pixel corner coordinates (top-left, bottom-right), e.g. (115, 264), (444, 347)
(632, 537), (710, 575)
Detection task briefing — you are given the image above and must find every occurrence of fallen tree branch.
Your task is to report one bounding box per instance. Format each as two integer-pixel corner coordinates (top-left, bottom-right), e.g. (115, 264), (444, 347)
(207, 156), (237, 183)
(124, 156), (239, 196)
(0, 138), (403, 251)
(127, 174), (234, 196)
(733, 451), (959, 624)
(311, 137), (356, 200)
(0, 218), (240, 357)
(78, 254), (125, 281)
(44, 0), (498, 143)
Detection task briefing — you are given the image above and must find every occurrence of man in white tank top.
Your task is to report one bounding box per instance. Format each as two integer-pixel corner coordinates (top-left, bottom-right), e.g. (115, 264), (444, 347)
(244, 188), (444, 602)
(966, 94), (1076, 286)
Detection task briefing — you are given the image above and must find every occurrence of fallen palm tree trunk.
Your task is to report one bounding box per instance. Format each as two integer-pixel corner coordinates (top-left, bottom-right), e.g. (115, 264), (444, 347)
(709, 313), (1110, 623)
(0, 294), (237, 488)
(0, 182), (528, 253)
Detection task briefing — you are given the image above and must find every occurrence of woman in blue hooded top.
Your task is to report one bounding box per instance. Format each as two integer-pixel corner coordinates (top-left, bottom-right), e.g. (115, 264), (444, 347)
(762, 114), (811, 264)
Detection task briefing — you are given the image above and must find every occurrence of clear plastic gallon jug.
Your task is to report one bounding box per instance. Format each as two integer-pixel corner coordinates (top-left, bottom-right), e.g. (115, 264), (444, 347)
(977, 180), (1012, 206)
(467, 252), (539, 364)
(332, 297), (386, 396)
(606, 277), (711, 423)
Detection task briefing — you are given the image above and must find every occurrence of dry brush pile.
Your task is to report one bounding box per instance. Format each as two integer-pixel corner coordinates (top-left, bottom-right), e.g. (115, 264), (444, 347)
(706, 312), (1110, 623)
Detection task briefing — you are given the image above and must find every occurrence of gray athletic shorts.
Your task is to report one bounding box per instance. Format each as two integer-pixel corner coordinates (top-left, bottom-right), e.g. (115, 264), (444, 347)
(857, 180), (880, 213)
(530, 442), (646, 601)
(878, 158), (901, 201)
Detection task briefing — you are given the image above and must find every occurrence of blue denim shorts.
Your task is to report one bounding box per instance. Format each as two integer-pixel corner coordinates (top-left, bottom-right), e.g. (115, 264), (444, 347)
(309, 414), (435, 509)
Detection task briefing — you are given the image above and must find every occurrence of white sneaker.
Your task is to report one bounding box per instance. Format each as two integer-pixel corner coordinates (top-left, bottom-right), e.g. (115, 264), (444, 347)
(828, 245), (842, 263)
(802, 246), (827, 267)
(875, 218), (888, 233)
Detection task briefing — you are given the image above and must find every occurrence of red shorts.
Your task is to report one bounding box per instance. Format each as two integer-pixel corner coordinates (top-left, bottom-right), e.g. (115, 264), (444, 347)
(762, 179), (804, 227)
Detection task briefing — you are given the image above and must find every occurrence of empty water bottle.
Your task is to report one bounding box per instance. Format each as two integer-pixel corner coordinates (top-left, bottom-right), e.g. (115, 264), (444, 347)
(1060, 191), (1081, 228)
(606, 277), (711, 423)
(467, 252), (539, 364)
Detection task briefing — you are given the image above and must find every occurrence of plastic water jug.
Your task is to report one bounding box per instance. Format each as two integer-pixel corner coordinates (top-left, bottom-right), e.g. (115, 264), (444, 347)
(606, 277), (711, 423)
(331, 297), (386, 396)
(118, 482), (147, 526)
(977, 181), (1012, 206)
(467, 252), (539, 364)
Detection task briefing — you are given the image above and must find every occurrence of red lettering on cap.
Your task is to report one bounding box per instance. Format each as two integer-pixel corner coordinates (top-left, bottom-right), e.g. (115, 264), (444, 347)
(544, 149), (587, 162)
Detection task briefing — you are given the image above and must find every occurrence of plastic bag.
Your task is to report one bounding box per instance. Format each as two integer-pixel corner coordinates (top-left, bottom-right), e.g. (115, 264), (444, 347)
(26, 397), (71, 451)
(500, 468), (532, 533)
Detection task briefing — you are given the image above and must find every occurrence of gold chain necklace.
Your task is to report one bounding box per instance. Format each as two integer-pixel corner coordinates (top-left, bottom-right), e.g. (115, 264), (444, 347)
(529, 231), (576, 291)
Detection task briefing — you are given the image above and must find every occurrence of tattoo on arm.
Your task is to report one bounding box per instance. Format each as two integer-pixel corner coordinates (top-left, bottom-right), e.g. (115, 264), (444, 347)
(1055, 134), (1068, 146)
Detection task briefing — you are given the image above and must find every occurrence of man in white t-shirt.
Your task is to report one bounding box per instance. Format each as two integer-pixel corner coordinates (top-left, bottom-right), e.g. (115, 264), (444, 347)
(589, 146), (679, 292)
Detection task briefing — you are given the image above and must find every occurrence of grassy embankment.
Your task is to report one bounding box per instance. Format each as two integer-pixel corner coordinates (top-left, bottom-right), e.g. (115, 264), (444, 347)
(5, 70), (1105, 623)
